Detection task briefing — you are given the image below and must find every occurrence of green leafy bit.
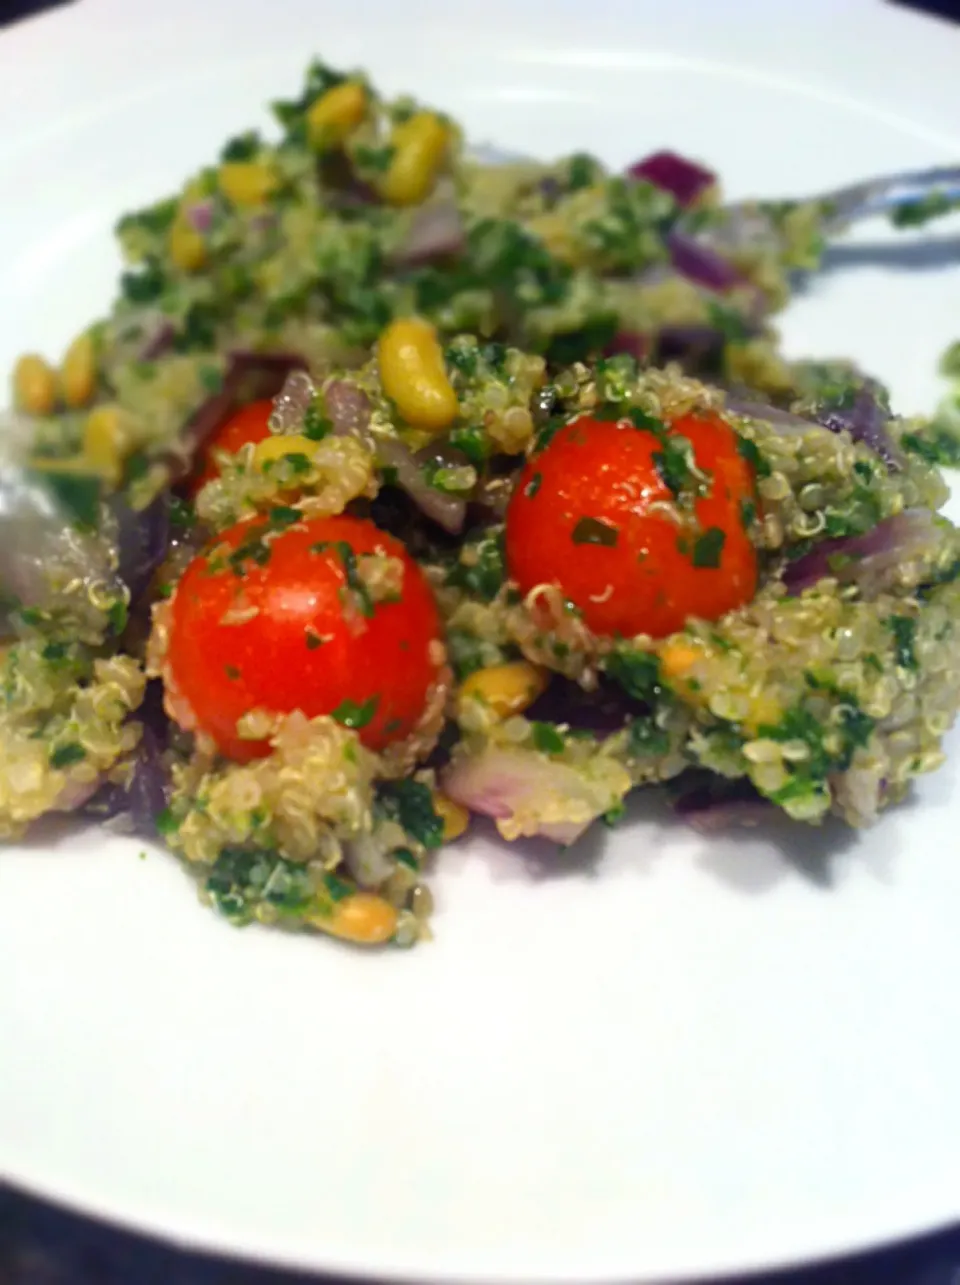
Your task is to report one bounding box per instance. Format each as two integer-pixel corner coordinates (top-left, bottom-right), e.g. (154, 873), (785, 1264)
(220, 130), (263, 161)
(627, 714), (670, 757)
(377, 780), (444, 850)
(886, 615), (918, 671)
(531, 722), (565, 755)
(652, 435), (694, 498)
(524, 472), (542, 499)
(36, 470), (101, 529)
(50, 742), (86, 770)
(331, 695), (379, 730)
(735, 434), (772, 478)
(572, 516), (619, 547)
(445, 531), (506, 602)
(604, 649), (661, 702)
(692, 527), (725, 568)
(901, 421), (960, 469)
(890, 190), (960, 229)
(302, 402), (334, 441)
(205, 847), (317, 926)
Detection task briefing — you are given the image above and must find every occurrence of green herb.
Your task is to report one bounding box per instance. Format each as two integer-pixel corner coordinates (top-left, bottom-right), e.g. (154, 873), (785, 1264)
(50, 742), (86, 770)
(353, 144), (396, 173)
(531, 722), (565, 754)
(120, 260), (166, 304)
(107, 600), (129, 635)
(735, 435), (771, 478)
(205, 847), (317, 926)
(331, 695), (379, 730)
(156, 807), (180, 836)
(652, 435), (693, 498)
(302, 402), (334, 441)
(37, 471), (101, 529)
(305, 630), (324, 651)
(169, 496), (195, 530)
(322, 871), (354, 903)
(890, 189), (960, 229)
(572, 516), (619, 547)
(445, 532), (505, 602)
(740, 498), (757, 528)
(601, 801), (627, 827)
(692, 527), (725, 568)
(42, 641), (69, 664)
(394, 847), (419, 871)
(225, 665), (241, 680)
(448, 422), (489, 466)
(605, 649), (661, 702)
(886, 615), (918, 670)
(220, 130), (262, 161)
(524, 472), (542, 499)
(377, 779), (444, 850)
(116, 197), (178, 240)
(706, 301), (752, 344)
(567, 152), (600, 191)
(627, 714), (670, 757)
(228, 526), (273, 576)
(901, 422), (960, 469)
(198, 363), (224, 394)
(269, 505), (302, 526)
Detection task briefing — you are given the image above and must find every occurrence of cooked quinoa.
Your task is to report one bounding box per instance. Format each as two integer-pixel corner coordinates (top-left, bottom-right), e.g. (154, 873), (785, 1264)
(3, 56), (960, 949)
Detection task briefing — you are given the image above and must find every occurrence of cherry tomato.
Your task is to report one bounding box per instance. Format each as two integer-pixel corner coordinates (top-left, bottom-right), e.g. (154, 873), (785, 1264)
(164, 513), (443, 761)
(505, 411), (757, 639)
(187, 399), (274, 496)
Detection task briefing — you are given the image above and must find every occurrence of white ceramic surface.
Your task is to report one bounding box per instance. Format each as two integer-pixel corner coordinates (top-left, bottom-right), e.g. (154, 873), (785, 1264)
(2, 1), (960, 1280)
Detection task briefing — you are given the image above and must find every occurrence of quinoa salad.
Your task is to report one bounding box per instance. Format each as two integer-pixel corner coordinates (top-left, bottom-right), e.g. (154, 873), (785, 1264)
(4, 58), (960, 949)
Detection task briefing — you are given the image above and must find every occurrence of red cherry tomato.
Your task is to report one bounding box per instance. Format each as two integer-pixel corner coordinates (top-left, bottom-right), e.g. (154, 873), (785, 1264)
(505, 411), (757, 639)
(187, 399), (274, 497)
(164, 513), (443, 761)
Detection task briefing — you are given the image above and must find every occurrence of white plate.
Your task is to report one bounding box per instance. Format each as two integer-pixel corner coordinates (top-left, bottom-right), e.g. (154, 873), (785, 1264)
(2, 1), (960, 1280)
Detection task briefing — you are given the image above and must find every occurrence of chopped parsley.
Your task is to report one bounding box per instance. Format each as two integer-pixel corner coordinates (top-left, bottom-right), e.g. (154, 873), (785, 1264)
(652, 435), (693, 498)
(302, 402), (334, 441)
(691, 527), (725, 568)
(627, 714), (670, 757)
(220, 130), (263, 161)
(531, 722), (565, 755)
(572, 516), (619, 547)
(331, 695), (379, 730)
(35, 470), (101, 529)
(524, 472), (542, 499)
(735, 435), (771, 478)
(901, 421), (960, 469)
(604, 649), (661, 702)
(205, 847), (317, 925)
(445, 532), (505, 602)
(886, 615), (918, 671)
(377, 779), (444, 850)
(305, 630), (325, 651)
(50, 743), (86, 770)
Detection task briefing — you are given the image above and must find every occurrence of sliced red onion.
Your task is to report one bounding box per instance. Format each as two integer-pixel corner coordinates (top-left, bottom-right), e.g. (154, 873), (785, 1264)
(656, 325), (726, 368)
(82, 683), (170, 836)
(812, 383), (905, 472)
(109, 489), (171, 606)
(185, 200), (213, 233)
(324, 378), (374, 440)
(666, 230), (746, 293)
(270, 369), (317, 435)
(783, 509), (939, 599)
(673, 777), (772, 833)
(390, 199), (465, 266)
(139, 318), (175, 362)
(375, 437), (466, 534)
(442, 745), (623, 847)
(627, 150), (716, 207)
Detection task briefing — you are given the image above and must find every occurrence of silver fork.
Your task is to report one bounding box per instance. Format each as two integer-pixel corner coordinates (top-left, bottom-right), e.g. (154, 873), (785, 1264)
(468, 145), (960, 235)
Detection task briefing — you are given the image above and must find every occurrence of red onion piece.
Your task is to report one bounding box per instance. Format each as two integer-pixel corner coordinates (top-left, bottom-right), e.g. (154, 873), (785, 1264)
(139, 318), (175, 362)
(666, 230), (746, 292)
(724, 399), (812, 432)
(813, 383), (905, 472)
(604, 331), (652, 363)
(673, 777), (772, 833)
(390, 199), (465, 266)
(627, 150), (716, 207)
(185, 200), (213, 233)
(82, 683), (170, 835)
(270, 369), (317, 435)
(783, 509), (939, 599)
(442, 745), (620, 847)
(375, 437), (467, 534)
(109, 489), (171, 606)
(324, 379), (374, 441)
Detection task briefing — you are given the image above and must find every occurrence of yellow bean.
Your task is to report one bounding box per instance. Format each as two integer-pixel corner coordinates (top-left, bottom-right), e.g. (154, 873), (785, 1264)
(380, 111), (449, 206)
(311, 893), (398, 945)
(12, 354), (57, 416)
(659, 640), (701, 683)
(169, 215), (207, 272)
(459, 661), (548, 720)
(218, 160), (279, 207)
(252, 433), (318, 469)
(432, 791), (470, 842)
(377, 317), (458, 433)
(306, 80), (368, 148)
(82, 405), (127, 486)
(58, 331), (97, 409)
